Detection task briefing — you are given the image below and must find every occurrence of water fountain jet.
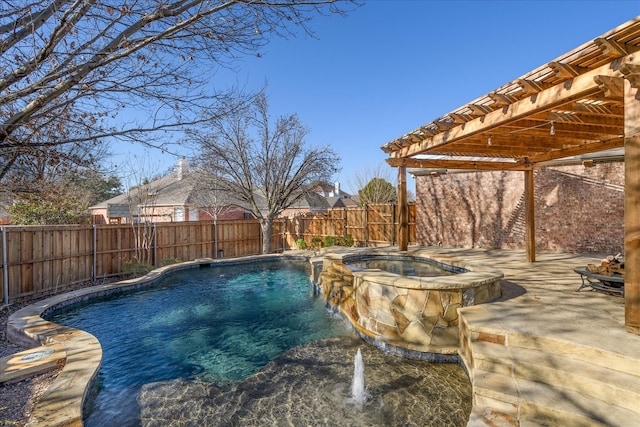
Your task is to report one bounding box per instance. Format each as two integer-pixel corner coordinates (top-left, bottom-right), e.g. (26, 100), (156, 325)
(351, 348), (368, 405)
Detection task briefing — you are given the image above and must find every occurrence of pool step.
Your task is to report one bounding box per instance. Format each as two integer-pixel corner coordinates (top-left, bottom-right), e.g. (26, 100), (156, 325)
(506, 332), (640, 378)
(461, 309), (640, 426)
(472, 367), (640, 426)
(472, 340), (640, 413)
(0, 344), (65, 384)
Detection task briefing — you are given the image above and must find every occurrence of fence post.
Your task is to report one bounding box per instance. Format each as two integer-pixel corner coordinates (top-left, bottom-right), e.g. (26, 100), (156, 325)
(92, 225), (97, 281)
(391, 203), (396, 246)
(213, 219), (218, 259)
(342, 208), (347, 237)
(153, 223), (157, 267)
(2, 227), (7, 306)
(364, 204), (369, 247)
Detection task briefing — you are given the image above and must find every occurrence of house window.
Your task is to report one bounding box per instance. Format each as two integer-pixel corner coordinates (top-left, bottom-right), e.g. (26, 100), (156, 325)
(175, 207), (184, 222)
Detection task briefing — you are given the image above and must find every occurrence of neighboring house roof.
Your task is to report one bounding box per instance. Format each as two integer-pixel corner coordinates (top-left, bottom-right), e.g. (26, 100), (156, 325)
(90, 161), (248, 213)
(90, 172), (194, 209)
(249, 189), (330, 215)
(326, 196), (359, 208)
(308, 180), (351, 199)
(289, 191), (330, 212)
(308, 181), (332, 192)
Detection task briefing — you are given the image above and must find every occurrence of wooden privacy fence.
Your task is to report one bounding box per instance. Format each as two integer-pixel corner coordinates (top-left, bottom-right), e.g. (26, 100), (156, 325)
(1, 203), (415, 304)
(284, 203), (416, 248)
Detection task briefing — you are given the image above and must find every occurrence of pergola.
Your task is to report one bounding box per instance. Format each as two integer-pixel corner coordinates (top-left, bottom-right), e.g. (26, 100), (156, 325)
(381, 17), (640, 335)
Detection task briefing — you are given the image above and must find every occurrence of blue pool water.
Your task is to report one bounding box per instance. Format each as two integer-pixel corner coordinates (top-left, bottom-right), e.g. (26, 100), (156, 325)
(347, 257), (457, 277)
(46, 260), (350, 426)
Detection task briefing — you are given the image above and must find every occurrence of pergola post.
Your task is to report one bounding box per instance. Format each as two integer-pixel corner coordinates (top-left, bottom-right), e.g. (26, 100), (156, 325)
(624, 78), (640, 335)
(398, 164), (409, 251)
(524, 169), (536, 263)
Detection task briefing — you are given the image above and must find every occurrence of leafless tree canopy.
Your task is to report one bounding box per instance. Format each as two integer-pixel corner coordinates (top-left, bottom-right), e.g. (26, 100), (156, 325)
(0, 0), (354, 190)
(187, 168), (240, 220)
(192, 92), (340, 252)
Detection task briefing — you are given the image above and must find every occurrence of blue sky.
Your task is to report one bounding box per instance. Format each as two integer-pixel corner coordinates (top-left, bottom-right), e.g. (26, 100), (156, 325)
(110, 1), (640, 193)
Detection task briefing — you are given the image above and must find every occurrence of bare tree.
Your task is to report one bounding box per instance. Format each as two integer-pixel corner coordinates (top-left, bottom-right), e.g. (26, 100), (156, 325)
(188, 165), (244, 258)
(191, 92), (340, 253)
(350, 163), (398, 205)
(187, 163), (240, 221)
(120, 157), (173, 269)
(349, 163), (392, 193)
(0, 1), (355, 189)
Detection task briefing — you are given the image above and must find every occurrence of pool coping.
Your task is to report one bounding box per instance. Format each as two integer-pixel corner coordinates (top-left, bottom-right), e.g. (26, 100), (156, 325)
(6, 254), (307, 427)
(324, 247), (504, 290)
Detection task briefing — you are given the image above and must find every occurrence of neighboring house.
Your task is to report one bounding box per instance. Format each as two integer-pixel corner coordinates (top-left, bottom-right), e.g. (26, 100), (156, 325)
(279, 191), (331, 218)
(325, 195), (359, 208)
(90, 159), (249, 224)
(308, 181), (358, 208)
(279, 181), (362, 217)
(0, 191), (13, 224)
(90, 161), (353, 224)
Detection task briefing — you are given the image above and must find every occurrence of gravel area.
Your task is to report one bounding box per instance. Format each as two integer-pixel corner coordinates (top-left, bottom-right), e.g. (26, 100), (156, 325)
(0, 279), (120, 427)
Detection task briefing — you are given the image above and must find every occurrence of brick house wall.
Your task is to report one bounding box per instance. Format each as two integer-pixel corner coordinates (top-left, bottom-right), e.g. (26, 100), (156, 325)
(92, 204), (248, 224)
(414, 162), (624, 254)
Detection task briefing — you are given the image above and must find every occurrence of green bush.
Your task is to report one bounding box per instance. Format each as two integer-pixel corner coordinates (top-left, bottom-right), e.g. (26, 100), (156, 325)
(311, 237), (323, 249)
(324, 236), (336, 247)
(338, 234), (354, 247)
(295, 238), (308, 249)
(123, 258), (154, 278)
(159, 258), (181, 267)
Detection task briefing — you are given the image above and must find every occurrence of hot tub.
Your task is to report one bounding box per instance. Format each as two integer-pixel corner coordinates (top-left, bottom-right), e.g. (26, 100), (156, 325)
(314, 248), (503, 358)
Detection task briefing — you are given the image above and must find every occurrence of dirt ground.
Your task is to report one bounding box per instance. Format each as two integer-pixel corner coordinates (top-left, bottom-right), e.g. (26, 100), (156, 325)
(0, 279), (120, 427)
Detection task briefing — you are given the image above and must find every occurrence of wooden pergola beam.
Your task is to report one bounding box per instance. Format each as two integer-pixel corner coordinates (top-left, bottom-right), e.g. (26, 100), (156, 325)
(488, 93), (516, 107)
(549, 61), (584, 78)
(516, 78), (546, 96)
(386, 157), (531, 171)
(527, 137), (624, 164)
(595, 37), (629, 57)
(594, 75), (625, 99)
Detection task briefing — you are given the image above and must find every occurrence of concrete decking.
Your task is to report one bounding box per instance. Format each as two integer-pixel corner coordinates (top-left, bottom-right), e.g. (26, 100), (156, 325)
(446, 248), (640, 426)
(3, 248), (640, 426)
(0, 343), (65, 384)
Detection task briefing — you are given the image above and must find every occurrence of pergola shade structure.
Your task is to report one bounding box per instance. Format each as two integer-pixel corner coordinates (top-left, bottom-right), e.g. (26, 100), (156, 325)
(381, 17), (640, 334)
(383, 19), (640, 171)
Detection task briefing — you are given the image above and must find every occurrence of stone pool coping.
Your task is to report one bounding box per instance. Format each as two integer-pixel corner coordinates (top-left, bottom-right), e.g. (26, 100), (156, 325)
(323, 247), (504, 291)
(6, 254), (307, 427)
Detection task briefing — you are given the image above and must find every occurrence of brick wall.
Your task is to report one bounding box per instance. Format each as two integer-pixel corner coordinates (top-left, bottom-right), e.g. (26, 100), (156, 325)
(415, 162), (624, 254)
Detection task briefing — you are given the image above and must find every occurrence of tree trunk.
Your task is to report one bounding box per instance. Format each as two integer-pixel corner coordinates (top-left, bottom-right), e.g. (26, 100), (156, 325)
(261, 218), (273, 254)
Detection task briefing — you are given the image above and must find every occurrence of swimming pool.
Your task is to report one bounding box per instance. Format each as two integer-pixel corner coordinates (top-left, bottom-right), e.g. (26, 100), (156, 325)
(46, 260), (350, 426)
(33, 256), (474, 426)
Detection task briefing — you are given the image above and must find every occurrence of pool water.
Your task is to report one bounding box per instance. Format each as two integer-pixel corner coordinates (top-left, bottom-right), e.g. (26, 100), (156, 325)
(47, 260), (350, 426)
(347, 257), (456, 277)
